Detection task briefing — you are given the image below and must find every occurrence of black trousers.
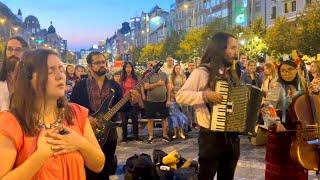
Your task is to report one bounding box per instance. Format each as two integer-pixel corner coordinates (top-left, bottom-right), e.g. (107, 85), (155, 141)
(86, 123), (118, 180)
(122, 104), (139, 140)
(198, 128), (240, 180)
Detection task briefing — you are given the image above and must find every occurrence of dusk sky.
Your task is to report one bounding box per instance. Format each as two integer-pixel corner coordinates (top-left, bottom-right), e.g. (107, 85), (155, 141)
(2, 0), (174, 51)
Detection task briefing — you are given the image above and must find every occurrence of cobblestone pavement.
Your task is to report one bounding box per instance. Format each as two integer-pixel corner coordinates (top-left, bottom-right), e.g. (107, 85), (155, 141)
(112, 128), (318, 180)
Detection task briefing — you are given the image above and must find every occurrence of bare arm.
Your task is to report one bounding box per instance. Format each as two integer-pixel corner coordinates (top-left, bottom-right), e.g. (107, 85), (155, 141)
(77, 119), (105, 172)
(0, 134), (50, 180)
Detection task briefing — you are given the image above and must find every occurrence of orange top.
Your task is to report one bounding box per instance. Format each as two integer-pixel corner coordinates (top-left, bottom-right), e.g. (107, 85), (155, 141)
(0, 103), (88, 180)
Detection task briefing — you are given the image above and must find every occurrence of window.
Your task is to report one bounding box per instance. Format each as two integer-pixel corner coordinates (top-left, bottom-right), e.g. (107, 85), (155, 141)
(271, 6), (276, 19)
(292, 1), (296, 12)
(284, 1), (296, 13)
(284, 3), (289, 13)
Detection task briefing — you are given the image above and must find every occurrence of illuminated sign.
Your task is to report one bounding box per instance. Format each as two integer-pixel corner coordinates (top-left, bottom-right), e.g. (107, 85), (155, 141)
(232, 0), (249, 26)
(35, 39), (44, 43)
(149, 16), (165, 33)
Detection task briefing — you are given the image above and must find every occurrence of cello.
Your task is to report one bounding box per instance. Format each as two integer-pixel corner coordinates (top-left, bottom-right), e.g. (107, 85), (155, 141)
(290, 61), (320, 172)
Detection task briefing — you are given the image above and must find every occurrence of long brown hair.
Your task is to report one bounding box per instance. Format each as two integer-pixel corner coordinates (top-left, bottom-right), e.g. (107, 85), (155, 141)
(263, 62), (276, 81)
(200, 32), (237, 88)
(10, 49), (73, 136)
(170, 64), (182, 85)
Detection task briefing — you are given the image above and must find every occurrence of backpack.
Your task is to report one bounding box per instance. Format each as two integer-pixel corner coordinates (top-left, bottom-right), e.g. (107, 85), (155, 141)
(124, 153), (159, 180)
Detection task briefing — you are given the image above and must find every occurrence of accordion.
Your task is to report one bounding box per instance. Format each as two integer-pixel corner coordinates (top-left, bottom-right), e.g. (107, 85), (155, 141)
(210, 80), (263, 136)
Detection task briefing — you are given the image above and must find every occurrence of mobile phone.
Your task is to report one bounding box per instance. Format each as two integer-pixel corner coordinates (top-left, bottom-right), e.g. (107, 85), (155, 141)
(81, 74), (89, 79)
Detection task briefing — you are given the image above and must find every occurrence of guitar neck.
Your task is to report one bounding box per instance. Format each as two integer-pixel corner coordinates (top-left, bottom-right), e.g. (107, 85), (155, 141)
(102, 70), (156, 120)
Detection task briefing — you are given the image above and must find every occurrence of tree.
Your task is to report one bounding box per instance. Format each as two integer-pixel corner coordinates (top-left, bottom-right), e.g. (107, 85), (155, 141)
(0, 39), (5, 61)
(163, 31), (184, 59)
(264, 17), (298, 55)
(137, 42), (164, 65)
(203, 18), (230, 41)
(296, 2), (320, 56)
(176, 28), (206, 62)
(129, 46), (142, 65)
(239, 17), (268, 60)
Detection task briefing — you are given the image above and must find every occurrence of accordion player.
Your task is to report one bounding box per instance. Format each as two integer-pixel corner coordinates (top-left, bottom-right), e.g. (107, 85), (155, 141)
(210, 80), (263, 136)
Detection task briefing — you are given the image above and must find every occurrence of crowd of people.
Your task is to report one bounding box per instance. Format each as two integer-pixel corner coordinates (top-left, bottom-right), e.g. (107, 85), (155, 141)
(0, 33), (320, 180)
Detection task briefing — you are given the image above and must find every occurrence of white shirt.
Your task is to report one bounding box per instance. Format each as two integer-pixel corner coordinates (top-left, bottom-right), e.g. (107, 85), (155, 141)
(0, 80), (10, 111)
(176, 67), (211, 129)
(162, 65), (174, 77)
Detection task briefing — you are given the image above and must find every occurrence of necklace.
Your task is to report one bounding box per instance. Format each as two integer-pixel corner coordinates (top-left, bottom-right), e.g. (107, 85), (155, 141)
(38, 109), (64, 129)
(38, 117), (62, 129)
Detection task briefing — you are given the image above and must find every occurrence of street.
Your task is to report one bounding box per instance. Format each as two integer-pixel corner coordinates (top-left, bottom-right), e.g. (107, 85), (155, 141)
(113, 127), (318, 179)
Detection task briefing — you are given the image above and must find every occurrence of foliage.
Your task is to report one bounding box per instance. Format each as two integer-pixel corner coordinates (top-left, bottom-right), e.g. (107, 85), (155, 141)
(176, 28), (206, 62)
(264, 17), (298, 55)
(129, 46), (142, 65)
(137, 42), (164, 65)
(0, 40), (5, 61)
(163, 31), (184, 59)
(239, 17), (268, 60)
(296, 2), (320, 56)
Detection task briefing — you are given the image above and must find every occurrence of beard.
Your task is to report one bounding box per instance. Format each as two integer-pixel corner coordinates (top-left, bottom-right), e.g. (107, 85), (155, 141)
(5, 56), (20, 73)
(223, 58), (233, 67)
(93, 67), (107, 77)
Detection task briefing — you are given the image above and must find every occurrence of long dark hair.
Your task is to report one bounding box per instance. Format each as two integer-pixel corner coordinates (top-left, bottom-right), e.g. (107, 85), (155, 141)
(10, 49), (73, 136)
(120, 62), (138, 82)
(200, 32), (236, 87)
(277, 60), (300, 94)
(0, 36), (28, 81)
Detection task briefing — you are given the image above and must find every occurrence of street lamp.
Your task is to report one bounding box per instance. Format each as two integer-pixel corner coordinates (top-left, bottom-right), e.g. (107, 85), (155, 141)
(10, 26), (19, 37)
(0, 17), (5, 24)
(0, 17), (6, 40)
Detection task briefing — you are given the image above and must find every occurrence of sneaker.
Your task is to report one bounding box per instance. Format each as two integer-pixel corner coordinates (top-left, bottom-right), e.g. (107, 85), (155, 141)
(180, 134), (186, 140)
(134, 137), (143, 143)
(172, 135), (177, 139)
(120, 140), (127, 144)
(162, 136), (170, 142)
(147, 136), (154, 144)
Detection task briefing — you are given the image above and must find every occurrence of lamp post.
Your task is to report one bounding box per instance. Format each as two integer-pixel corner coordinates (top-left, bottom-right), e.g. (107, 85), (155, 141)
(0, 17), (6, 40)
(183, 3), (194, 29)
(10, 26), (19, 37)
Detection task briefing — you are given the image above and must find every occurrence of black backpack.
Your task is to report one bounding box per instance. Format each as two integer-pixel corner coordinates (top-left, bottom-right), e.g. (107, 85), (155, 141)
(124, 153), (159, 180)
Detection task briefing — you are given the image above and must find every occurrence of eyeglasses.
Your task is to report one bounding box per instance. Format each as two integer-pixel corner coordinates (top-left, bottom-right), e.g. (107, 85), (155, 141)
(7, 46), (24, 54)
(92, 61), (106, 66)
(280, 67), (296, 74)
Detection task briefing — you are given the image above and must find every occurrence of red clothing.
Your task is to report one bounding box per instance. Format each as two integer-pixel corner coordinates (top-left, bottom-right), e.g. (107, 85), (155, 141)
(0, 103), (89, 180)
(265, 113), (308, 180)
(121, 75), (137, 95)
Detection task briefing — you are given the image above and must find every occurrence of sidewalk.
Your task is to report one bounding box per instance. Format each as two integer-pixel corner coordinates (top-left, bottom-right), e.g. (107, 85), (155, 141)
(113, 127), (317, 180)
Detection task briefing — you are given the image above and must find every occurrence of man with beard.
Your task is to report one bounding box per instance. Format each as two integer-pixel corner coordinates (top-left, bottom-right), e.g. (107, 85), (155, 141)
(0, 36), (28, 111)
(176, 32), (239, 180)
(70, 51), (126, 180)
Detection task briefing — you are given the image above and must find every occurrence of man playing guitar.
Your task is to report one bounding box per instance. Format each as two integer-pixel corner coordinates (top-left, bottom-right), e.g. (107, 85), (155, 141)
(70, 51), (139, 180)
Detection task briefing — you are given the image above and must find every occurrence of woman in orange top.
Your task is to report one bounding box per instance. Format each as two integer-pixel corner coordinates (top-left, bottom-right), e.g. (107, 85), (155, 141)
(0, 49), (105, 180)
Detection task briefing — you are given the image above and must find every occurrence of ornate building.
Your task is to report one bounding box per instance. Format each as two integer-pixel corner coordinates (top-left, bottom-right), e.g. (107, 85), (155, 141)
(24, 15), (66, 55)
(0, 2), (30, 41)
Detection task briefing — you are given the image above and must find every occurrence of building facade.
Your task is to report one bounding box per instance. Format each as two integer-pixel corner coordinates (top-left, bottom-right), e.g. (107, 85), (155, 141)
(265, 0), (312, 27)
(0, 2), (31, 42)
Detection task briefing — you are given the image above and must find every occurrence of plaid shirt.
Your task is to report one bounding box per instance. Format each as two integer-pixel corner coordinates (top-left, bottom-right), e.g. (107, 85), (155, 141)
(87, 76), (111, 112)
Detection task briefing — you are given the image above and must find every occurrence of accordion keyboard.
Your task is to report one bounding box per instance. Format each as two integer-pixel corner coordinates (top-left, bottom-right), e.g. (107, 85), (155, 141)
(211, 81), (229, 131)
(210, 80), (261, 135)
